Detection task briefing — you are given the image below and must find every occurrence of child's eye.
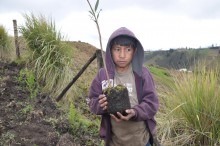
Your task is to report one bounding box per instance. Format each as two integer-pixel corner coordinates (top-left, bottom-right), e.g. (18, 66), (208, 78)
(125, 47), (132, 52)
(114, 48), (121, 52)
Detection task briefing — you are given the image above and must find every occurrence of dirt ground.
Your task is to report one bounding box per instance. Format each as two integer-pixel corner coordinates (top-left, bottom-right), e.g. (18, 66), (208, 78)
(0, 61), (92, 146)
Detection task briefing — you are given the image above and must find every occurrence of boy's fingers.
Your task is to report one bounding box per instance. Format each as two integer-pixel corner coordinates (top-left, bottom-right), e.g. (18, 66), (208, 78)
(98, 94), (105, 99)
(116, 112), (123, 118)
(99, 97), (107, 105)
(110, 114), (121, 122)
(100, 101), (107, 107)
(103, 106), (107, 110)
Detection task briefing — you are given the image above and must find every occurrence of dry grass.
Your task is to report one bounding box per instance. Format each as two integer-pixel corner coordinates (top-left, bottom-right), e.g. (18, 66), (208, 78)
(156, 61), (220, 146)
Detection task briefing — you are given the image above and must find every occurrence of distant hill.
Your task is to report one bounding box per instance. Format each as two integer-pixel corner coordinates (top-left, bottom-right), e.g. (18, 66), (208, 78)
(144, 47), (220, 70)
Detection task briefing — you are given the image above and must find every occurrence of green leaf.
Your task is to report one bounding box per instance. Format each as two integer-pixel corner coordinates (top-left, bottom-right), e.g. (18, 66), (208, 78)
(95, 0), (99, 12)
(97, 13), (100, 19)
(89, 10), (93, 15)
(97, 9), (102, 19)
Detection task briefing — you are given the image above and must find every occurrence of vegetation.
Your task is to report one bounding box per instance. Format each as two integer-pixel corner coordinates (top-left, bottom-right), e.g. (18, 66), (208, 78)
(19, 104), (33, 116)
(19, 13), (73, 97)
(0, 25), (11, 59)
(147, 64), (173, 88)
(68, 101), (101, 145)
(156, 61), (220, 145)
(0, 13), (100, 145)
(1, 9), (220, 146)
(0, 25), (8, 49)
(18, 68), (38, 99)
(0, 132), (15, 146)
(144, 48), (216, 70)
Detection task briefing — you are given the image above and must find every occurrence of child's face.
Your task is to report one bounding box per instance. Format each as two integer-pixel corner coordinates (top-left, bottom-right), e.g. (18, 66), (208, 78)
(111, 44), (135, 72)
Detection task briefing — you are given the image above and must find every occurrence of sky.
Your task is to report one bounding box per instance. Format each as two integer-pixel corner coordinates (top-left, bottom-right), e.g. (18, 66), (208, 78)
(0, 0), (220, 51)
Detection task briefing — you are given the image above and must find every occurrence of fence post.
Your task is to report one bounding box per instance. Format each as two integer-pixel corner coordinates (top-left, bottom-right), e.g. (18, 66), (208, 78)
(13, 20), (20, 58)
(96, 49), (103, 69)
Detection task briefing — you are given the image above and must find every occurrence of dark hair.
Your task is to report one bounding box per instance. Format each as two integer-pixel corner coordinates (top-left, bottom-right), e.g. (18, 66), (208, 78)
(111, 35), (137, 48)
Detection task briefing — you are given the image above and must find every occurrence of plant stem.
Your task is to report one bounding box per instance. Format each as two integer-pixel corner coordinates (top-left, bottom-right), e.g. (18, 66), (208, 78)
(86, 0), (110, 82)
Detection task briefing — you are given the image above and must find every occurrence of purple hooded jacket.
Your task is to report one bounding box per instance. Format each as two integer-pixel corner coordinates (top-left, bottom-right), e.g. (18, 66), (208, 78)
(88, 27), (159, 146)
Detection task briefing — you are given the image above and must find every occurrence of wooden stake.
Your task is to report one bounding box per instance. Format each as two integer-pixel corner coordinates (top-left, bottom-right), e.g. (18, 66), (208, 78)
(56, 50), (97, 102)
(13, 20), (20, 58)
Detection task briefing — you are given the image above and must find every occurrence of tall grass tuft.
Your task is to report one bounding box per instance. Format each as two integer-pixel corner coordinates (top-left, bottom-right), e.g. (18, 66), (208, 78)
(0, 25), (11, 59)
(157, 61), (220, 145)
(19, 13), (72, 96)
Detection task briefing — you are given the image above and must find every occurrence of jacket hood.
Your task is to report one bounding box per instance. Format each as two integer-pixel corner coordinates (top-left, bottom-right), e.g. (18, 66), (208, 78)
(105, 27), (144, 76)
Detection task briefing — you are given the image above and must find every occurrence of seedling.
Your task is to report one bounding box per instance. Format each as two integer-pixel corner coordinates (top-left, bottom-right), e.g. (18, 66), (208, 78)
(87, 0), (131, 115)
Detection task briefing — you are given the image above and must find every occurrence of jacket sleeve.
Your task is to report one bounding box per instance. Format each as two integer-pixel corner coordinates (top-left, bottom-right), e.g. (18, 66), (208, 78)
(88, 69), (108, 115)
(132, 67), (159, 121)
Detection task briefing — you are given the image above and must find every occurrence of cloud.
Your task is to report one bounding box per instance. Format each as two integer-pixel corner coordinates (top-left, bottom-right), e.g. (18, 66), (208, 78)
(0, 0), (220, 50)
(0, 0), (88, 21)
(100, 0), (220, 19)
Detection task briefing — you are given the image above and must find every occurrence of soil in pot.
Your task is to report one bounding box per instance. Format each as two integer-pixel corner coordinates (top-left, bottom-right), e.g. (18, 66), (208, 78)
(104, 84), (131, 117)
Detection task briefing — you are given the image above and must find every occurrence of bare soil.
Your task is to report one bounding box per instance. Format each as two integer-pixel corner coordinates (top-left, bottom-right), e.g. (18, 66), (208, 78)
(0, 61), (96, 146)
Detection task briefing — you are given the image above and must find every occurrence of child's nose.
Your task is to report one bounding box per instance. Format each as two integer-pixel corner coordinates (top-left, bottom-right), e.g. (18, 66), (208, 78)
(119, 50), (125, 58)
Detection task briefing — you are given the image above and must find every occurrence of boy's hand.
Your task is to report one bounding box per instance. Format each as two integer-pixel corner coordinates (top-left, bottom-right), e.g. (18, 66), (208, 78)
(98, 94), (108, 110)
(110, 109), (135, 122)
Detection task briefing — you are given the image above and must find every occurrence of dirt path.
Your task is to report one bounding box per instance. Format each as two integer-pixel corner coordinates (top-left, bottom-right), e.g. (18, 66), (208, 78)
(0, 61), (80, 146)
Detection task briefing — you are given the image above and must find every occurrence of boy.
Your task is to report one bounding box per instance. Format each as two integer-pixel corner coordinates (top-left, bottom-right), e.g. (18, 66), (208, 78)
(88, 27), (159, 146)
